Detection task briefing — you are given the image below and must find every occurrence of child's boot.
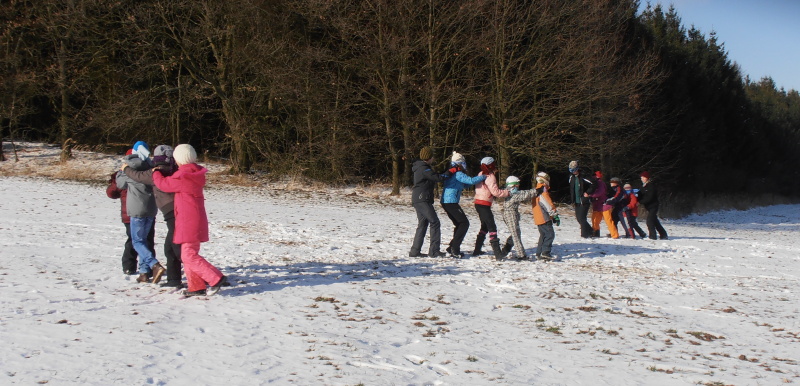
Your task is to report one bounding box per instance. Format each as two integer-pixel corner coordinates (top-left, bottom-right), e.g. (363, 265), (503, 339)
(472, 232), (486, 256)
(490, 239), (504, 260)
(501, 237), (513, 256)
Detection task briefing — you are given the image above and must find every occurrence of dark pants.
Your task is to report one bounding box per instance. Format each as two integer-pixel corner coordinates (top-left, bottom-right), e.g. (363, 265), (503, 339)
(474, 204), (498, 241)
(442, 203), (469, 254)
(410, 202), (441, 255)
(122, 221), (154, 273)
(624, 209), (647, 238)
(536, 221), (555, 257)
(163, 214), (183, 284)
(574, 203), (593, 238)
(645, 205), (668, 239)
(616, 207), (632, 238)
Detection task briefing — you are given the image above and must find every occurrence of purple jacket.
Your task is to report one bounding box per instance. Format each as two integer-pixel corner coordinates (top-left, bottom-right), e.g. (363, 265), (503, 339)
(591, 179), (607, 212)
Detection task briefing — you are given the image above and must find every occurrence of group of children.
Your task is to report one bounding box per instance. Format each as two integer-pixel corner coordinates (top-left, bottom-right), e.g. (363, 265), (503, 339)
(568, 160), (668, 241)
(108, 141), (227, 297)
(410, 148), (559, 262)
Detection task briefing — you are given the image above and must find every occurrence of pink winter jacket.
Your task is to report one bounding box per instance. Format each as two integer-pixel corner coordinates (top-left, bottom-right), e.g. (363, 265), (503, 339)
(473, 172), (509, 206)
(152, 163), (210, 244)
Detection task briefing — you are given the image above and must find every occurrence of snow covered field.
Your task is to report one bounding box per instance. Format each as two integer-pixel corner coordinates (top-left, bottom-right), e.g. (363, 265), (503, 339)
(1, 143), (798, 385)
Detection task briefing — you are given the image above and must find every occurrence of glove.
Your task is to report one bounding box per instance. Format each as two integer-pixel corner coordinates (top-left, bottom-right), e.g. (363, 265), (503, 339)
(553, 214), (561, 226)
(509, 187), (519, 195)
(536, 186), (544, 195)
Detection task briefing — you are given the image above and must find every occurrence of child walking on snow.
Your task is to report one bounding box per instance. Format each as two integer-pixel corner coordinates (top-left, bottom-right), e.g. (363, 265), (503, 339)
(623, 183), (647, 238)
(499, 176), (538, 260)
(152, 144), (226, 297)
(472, 157), (511, 260)
(532, 172), (558, 261)
(116, 141), (166, 284)
(440, 151), (486, 258)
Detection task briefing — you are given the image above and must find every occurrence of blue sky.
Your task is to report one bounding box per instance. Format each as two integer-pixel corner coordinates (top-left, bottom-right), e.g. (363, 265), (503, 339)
(641, 1), (800, 92)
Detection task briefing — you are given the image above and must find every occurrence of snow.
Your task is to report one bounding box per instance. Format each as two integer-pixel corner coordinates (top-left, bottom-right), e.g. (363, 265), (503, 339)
(1, 142), (799, 385)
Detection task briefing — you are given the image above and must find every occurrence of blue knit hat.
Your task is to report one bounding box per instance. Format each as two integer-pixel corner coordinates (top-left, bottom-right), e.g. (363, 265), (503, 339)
(132, 141), (150, 160)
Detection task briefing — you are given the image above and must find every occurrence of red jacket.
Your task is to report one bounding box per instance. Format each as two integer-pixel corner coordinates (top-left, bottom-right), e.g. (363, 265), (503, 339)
(152, 163), (209, 244)
(627, 191), (640, 217)
(106, 172), (130, 223)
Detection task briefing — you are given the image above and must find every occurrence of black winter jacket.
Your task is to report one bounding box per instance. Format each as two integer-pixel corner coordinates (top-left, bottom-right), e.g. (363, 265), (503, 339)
(569, 168), (596, 206)
(411, 160), (447, 204)
(638, 181), (659, 210)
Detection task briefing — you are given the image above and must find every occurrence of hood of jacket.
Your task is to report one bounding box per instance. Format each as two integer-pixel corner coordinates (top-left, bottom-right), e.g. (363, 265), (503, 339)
(176, 163), (208, 192)
(124, 154), (153, 171)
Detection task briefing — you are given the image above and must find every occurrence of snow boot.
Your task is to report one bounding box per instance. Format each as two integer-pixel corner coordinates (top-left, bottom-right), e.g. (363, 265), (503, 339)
(490, 239), (504, 261)
(592, 229), (600, 238)
(446, 246), (464, 258)
(136, 273), (150, 283)
(182, 289), (207, 297)
(207, 275), (226, 296)
(472, 233), (486, 256)
(501, 237), (513, 256)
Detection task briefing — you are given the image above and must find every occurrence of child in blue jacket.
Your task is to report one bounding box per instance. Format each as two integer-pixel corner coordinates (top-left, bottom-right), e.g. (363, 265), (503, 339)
(440, 151), (486, 258)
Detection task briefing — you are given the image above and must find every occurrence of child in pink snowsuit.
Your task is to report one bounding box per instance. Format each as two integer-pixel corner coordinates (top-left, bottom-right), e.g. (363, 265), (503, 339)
(152, 144), (225, 297)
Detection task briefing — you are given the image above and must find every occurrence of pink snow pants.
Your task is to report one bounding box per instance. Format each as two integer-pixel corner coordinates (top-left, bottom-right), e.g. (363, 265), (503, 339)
(181, 242), (224, 292)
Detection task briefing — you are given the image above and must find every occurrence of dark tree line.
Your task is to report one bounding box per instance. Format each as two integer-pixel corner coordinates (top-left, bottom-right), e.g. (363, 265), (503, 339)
(2, 0), (799, 212)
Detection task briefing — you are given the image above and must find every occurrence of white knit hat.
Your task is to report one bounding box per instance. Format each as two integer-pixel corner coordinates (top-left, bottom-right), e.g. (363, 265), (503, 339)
(505, 175), (520, 185)
(172, 144), (197, 165)
(481, 157), (495, 165)
(451, 151), (465, 164)
(536, 171), (550, 185)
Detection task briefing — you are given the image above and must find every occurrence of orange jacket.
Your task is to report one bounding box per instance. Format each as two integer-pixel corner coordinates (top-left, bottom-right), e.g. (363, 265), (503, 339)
(532, 183), (556, 225)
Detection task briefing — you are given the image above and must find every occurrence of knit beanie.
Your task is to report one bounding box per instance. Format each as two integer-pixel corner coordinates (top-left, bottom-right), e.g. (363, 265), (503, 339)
(640, 171), (651, 179)
(173, 144), (197, 166)
(536, 171), (550, 185)
(568, 160), (578, 173)
(419, 146), (433, 161)
(152, 145), (174, 166)
(610, 177), (622, 185)
(505, 175), (520, 186)
(133, 141), (150, 160)
(451, 151), (465, 164)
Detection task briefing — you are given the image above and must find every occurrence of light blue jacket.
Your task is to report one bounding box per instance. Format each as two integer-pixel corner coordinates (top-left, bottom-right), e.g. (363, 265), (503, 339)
(440, 165), (486, 204)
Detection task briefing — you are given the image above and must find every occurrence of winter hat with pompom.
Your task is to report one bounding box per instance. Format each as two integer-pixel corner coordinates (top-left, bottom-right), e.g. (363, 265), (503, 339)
(172, 144), (197, 166)
(451, 151), (465, 164)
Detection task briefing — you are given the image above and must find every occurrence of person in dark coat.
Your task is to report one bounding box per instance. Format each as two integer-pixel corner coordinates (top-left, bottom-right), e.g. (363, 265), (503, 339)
(568, 160), (596, 238)
(638, 171), (668, 240)
(409, 147), (455, 258)
(122, 145), (183, 288)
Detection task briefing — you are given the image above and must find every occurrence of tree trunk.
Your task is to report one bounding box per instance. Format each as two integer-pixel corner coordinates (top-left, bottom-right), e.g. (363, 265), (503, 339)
(57, 40), (72, 163)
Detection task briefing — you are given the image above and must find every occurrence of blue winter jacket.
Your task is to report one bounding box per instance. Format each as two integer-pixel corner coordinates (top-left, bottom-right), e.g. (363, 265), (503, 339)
(440, 165), (486, 204)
